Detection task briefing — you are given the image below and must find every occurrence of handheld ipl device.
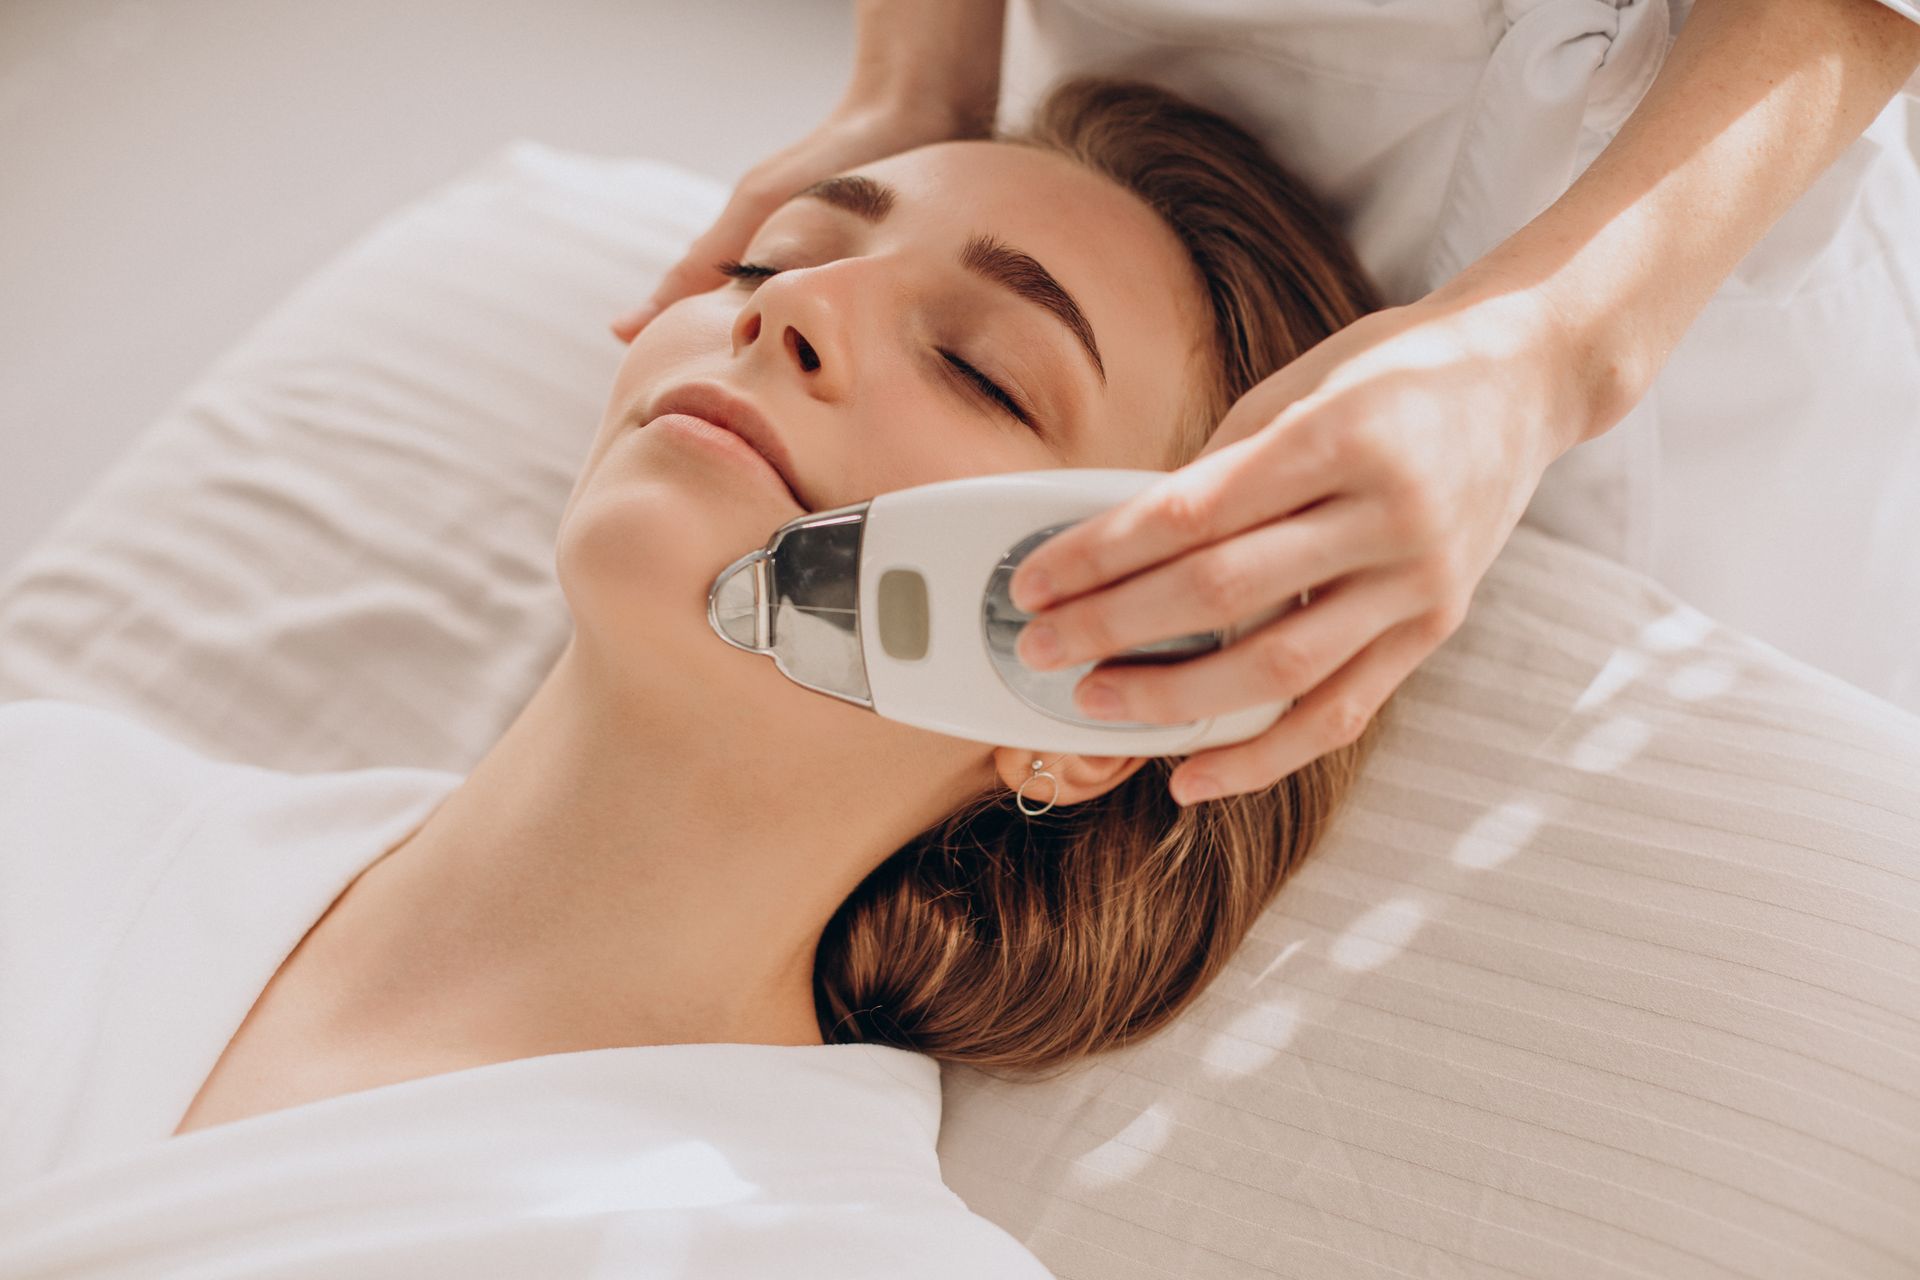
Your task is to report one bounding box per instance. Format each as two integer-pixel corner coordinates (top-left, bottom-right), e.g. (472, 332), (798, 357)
(706, 469), (1303, 755)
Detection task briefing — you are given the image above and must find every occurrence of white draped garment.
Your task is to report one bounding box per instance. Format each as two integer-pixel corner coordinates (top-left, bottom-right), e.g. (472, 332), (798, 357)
(0, 698), (1051, 1278)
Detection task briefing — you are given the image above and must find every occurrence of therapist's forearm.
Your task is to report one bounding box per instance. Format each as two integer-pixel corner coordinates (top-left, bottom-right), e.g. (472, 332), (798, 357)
(1432, 0), (1920, 453)
(844, 0), (1008, 134)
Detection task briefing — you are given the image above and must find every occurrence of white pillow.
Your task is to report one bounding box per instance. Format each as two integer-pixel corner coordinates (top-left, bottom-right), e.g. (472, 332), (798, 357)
(2, 141), (1917, 1278)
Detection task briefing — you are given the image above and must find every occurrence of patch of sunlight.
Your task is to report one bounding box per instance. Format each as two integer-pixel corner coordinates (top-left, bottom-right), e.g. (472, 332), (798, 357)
(1567, 714), (1654, 773)
(1078, 1102), (1177, 1184)
(1574, 649), (1649, 713)
(1450, 796), (1548, 870)
(535, 1141), (758, 1214)
(1329, 896), (1429, 972)
(1198, 998), (1302, 1081)
(1638, 605), (1714, 653)
(1667, 657), (1736, 701)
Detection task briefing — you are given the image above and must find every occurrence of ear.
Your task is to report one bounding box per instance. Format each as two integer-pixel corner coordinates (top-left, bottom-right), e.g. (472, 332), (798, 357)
(990, 745), (1154, 808)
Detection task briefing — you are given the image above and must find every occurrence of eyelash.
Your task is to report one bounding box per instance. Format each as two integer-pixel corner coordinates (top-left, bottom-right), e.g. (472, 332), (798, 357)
(714, 258), (1037, 429)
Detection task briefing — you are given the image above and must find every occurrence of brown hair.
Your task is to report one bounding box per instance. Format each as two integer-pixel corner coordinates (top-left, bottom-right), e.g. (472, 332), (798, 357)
(814, 76), (1390, 1080)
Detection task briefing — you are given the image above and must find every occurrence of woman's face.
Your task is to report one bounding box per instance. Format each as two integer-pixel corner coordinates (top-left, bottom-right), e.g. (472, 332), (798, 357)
(555, 139), (1213, 808)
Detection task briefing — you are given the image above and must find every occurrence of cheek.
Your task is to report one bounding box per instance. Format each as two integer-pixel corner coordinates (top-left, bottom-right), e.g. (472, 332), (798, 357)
(871, 361), (1042, 473)
(569, 308), (729, 501)
(604, 307), (721, 420)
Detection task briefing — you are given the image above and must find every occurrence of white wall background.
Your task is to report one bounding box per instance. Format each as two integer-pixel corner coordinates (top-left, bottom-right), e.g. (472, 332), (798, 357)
(0, 0), (855, 576)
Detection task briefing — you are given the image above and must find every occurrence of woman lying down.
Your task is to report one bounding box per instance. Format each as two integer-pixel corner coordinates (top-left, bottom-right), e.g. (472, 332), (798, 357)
(0, 76), (1386, 1277)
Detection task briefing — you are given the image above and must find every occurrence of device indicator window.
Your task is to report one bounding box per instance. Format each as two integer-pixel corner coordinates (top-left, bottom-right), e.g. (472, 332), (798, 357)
(878, 569), (930, 660)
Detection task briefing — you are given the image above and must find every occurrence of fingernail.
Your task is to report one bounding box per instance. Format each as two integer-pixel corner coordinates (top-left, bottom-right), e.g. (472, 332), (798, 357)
(1175, 774), (1221, 806)
(1078, 681), (1122, 719)
(1020, 621), (1063, 669)
(1012, 570), (1054, 613)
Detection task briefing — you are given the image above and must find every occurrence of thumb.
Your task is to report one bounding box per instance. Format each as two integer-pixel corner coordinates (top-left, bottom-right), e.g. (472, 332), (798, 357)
(1191, 360), (1320, 462)
(608, 249), (725, 344)
(1189, 392), (1273, 464)
(609, 301), (662, 343)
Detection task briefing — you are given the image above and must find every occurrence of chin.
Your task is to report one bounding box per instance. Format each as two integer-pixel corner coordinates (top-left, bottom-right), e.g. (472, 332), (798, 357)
(552, 466), (785, 687)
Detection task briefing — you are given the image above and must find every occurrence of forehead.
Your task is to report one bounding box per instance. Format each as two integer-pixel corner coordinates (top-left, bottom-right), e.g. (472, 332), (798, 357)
(844, 141), (1212, 461)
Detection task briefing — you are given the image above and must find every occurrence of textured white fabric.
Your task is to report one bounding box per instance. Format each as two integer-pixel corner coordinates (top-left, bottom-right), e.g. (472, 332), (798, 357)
(1000, 0), (1920, 717)
(0, 698), (1051, 1279)
(0, 141), (1915, 1278)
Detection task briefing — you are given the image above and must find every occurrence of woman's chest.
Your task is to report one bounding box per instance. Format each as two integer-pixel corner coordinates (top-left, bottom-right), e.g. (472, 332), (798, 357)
(168, 922), (513, 1138)
(170, 969), (439, 1138)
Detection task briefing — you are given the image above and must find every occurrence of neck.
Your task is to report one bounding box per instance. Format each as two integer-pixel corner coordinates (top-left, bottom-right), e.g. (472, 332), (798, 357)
(309, 631), (989, 1055)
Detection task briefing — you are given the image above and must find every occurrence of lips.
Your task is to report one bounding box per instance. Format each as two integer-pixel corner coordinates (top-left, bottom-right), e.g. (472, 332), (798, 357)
(645, 382), (809, 511)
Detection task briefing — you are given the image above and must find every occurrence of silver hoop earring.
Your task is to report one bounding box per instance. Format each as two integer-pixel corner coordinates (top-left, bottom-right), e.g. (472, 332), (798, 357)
(1015, 757), (1059, 816)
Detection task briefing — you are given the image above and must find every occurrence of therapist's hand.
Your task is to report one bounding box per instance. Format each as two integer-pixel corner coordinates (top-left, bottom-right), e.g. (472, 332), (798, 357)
(1009, 289), (1592, 806)
(608, 99), (968, 342)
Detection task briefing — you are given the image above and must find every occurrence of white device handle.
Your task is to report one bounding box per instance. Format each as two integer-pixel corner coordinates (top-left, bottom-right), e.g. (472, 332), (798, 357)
(857, 470), (1299, 755)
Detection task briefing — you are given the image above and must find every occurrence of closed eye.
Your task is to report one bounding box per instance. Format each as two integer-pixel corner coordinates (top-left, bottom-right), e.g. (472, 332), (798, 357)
(937, 349), (1033, 425)
(716, 257), (1040, 431)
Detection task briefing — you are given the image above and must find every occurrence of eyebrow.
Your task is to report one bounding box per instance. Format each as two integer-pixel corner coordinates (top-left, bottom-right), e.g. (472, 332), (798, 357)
(787, 174), (1107, 386)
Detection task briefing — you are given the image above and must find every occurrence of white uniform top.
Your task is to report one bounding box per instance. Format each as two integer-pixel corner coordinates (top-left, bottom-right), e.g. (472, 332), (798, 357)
(0, 698), (1051, 1279)
(1000, 0), (1920, 717)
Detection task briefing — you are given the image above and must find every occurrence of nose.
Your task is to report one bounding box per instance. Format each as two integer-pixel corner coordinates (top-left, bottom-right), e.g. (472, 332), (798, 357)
(730, 269), (853, 401)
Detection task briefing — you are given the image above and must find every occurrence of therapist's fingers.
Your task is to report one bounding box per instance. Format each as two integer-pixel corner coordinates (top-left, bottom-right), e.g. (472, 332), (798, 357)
(1166, 592), (1442, 804)
(1016, 497), (1385, 672)
(1007, 406), (1344, 613)
(1068, 563), (1440, 726)
(609, 175), (789, 342)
